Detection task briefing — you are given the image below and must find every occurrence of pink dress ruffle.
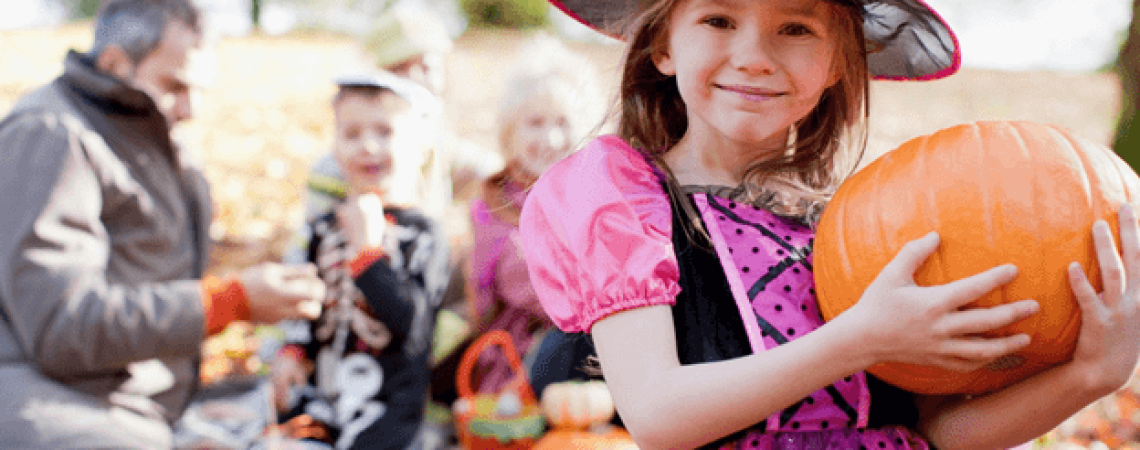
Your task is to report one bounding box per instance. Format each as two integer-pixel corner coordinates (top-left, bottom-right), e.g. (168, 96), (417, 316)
(519, 135), (680, 334)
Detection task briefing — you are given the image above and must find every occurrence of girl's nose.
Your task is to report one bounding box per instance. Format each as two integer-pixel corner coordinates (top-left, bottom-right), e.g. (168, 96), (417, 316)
(733, 31), (778, 76)
(544, 125), (568, 151)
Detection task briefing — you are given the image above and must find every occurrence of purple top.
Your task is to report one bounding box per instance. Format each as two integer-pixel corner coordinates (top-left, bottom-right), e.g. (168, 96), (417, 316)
(696, 188), (929, 449)
(468, 181), (553, 393)
(696, 189), (871, 432)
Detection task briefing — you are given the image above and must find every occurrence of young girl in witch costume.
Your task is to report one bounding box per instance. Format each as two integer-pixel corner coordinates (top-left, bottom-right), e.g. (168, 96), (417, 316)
(519, 0), (1140, 448)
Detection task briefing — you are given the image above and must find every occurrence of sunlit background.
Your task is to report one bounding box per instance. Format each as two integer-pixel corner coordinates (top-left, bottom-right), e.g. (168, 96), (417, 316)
(5, 0), (1135, 71)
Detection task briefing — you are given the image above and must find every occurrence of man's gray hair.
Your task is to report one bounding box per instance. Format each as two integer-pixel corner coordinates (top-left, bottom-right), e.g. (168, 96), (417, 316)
(90, 0), (201, 63)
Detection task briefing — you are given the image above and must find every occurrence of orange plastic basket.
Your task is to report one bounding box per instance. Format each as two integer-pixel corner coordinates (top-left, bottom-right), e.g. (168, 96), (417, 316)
(454, 330), (546, 449)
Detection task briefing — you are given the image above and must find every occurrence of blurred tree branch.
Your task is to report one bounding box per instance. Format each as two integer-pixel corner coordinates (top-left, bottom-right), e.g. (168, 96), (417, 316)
(252, 0), (262, 30)
(1113, 0), (1140, 170)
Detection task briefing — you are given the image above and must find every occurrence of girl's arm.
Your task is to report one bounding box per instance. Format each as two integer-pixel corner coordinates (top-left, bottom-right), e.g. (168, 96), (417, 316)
(916, 363), (1107, 450)
(592, 233), (1039, 449)
(592, 304), (874, 449)
(920, 206), (1140, 449)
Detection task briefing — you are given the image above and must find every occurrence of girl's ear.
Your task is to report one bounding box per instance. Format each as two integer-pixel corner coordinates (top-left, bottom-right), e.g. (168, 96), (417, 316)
(652, 46), (677, 76)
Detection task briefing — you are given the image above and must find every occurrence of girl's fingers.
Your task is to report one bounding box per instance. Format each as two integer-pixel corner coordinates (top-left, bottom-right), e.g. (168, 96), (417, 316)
(1119, 204), (1140, 288)
(938, 334), (1031, 363)
(1092, 220), (1126, 306)
(1069, 262), (1109, 323)
(883, 232), (941, 282)
(934, 264), (1019, 310)
(935, 300), (1039, 336)
(927, 355), (985, 374)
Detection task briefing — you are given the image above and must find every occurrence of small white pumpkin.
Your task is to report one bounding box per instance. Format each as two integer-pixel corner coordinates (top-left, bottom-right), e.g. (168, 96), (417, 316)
(495, 391), (523, 417)
(540, 380), (615, 429)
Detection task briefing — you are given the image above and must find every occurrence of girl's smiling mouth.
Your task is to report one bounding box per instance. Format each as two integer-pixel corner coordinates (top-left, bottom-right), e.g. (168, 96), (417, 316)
(718, 84), (786, 101)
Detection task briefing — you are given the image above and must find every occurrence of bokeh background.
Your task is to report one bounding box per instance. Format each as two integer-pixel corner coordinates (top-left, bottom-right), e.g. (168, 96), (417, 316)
(0, 0), (1135, 448)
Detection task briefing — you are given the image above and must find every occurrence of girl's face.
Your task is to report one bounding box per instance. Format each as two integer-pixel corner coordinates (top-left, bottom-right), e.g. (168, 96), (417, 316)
(654, 0), (840, 153)
(333, 93), (426, 201)
(508, 96), (575, 177)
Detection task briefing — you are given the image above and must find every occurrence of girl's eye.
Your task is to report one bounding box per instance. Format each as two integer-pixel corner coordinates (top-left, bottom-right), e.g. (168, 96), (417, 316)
(343, 127), (361, 140)
(781, 23), (814, 37)
(701, 16), (733, 29)
(376, 125), (393, 138)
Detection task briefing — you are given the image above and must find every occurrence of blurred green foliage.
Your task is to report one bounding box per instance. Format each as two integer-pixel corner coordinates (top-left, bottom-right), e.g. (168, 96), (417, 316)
(67, 0), (101, 19)
(460, 0), (549, 28)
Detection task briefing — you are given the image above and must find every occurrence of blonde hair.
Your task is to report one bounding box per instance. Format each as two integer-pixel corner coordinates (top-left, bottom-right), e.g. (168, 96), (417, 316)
(496, 33), (605, 164)
(615, 0), (869, 240)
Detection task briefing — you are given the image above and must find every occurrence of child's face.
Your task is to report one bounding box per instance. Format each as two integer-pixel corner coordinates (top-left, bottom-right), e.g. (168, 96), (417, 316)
(333, 92), (426, 199)
(653, 0), (840, 152)
(508, 97), (575, 177)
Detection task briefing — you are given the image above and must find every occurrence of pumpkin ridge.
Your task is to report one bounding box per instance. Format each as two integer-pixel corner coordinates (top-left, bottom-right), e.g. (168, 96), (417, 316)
(920, 132), (949, 290)
(1003, 122), (1031, 316)
(979, 123), (997, 253)
(1053, 123), (1102, 299)
(829, 197), (852, 317)
(1004, 123), (1042, 345)
(1053, 123), (1096, 216)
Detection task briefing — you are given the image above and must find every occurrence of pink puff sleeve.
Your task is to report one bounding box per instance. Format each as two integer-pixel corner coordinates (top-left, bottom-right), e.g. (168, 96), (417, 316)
(519, 136), (681, 333)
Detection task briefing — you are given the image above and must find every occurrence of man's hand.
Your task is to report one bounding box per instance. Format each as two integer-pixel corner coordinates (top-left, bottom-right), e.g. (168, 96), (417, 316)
(240, 263), (325, 323)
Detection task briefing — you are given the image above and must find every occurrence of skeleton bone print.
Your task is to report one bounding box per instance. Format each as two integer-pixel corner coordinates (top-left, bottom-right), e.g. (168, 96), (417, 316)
(280, 205), (448, 449)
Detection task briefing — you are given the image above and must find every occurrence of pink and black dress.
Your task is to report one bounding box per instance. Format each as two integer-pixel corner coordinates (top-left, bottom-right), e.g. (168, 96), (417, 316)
(519, 136), (931, 449)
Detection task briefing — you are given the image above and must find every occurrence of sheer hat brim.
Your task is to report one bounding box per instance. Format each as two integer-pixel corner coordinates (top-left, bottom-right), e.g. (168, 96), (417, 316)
(550, 0), (961, 81)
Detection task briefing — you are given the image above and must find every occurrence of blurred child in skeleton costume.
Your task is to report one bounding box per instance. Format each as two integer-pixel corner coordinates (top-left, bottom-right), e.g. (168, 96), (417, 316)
(272, 72), (450, 450)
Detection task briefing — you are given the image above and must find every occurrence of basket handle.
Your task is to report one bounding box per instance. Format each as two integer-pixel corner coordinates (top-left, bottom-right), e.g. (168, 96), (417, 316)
(456, 330), (536, 404)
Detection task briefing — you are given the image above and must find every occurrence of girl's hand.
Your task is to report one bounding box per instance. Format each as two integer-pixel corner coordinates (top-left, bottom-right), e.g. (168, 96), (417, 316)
(843, 232), (1039, 372)
(337, 191), (386, 256)
(1067, 203), (1140, 394)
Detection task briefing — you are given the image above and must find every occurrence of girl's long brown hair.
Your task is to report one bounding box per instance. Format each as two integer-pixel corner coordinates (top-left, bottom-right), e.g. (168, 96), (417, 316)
(615, 0), (870, 243)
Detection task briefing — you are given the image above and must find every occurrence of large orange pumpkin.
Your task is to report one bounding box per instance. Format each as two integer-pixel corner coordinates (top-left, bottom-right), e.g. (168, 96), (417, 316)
(814, 121), (1140, 395)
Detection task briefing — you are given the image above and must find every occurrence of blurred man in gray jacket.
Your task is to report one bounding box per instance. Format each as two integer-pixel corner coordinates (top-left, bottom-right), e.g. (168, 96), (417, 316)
(0, 0), (326, 447)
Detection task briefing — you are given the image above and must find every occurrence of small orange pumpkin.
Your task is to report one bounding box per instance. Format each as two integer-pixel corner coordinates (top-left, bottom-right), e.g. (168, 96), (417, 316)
(814, 121), (1140, 395)
(540, 380), (615, 430)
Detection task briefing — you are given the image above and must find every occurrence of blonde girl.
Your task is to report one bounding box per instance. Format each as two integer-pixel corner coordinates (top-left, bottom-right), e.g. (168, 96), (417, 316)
(466, 34), (604, 393)
(520, 0), (1140, 448)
